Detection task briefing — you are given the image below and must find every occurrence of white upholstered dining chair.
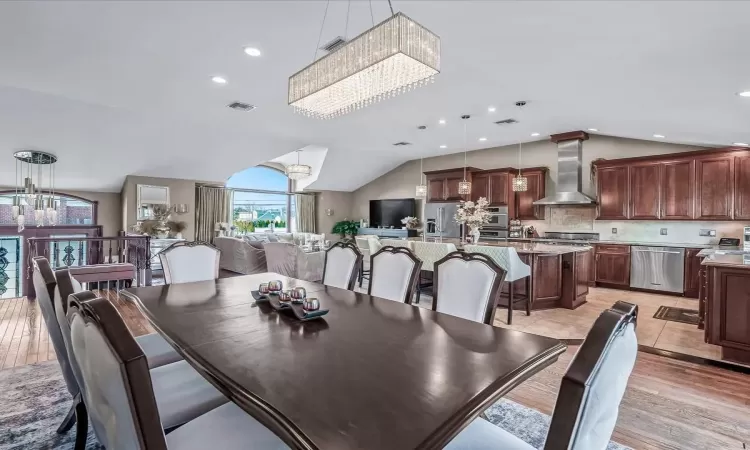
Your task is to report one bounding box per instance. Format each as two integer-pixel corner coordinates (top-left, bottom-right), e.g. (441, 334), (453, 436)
(368, 246), (422, 303)
(354, 236), (381, 287)
(67, 296), (287, 449)
(410, 241), (457, 303)
(160, 241), (220, 284)
(446, 301), (639, 450)
(433, 252), (507, 324)
(322, 241), (363, 290)
(380, 238), (414, 250)
(464, 245), (532, 325)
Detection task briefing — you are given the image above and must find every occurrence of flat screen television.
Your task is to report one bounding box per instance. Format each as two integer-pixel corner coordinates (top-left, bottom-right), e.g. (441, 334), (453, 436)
(369, 199), (416, 228)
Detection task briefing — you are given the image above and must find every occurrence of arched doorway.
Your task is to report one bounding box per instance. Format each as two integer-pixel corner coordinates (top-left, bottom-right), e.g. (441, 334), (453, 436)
(226, 166), (296, 233)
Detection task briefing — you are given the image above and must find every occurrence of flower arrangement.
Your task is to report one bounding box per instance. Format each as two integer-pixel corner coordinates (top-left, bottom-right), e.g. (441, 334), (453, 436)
(401, 216), (419, 229)
(454, 197), (491, 231)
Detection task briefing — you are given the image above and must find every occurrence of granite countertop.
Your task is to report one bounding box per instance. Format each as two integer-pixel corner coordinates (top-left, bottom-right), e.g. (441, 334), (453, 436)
(701, 253), (750, 268)
(696, 247), (748, 257)
(508, 237), (729, 249)
(408, 237), (590, 254)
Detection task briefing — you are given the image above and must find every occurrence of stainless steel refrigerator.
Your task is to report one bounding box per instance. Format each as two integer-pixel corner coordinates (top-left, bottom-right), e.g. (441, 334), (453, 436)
(424, 202), (461, 240)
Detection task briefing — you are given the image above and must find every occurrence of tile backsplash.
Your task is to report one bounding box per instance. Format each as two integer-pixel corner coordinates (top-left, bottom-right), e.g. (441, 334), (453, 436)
(523, 206), (747, 245)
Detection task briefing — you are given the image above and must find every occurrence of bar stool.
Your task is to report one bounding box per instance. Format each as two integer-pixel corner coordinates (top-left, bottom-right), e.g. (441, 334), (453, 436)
(464, 245), (531, 325)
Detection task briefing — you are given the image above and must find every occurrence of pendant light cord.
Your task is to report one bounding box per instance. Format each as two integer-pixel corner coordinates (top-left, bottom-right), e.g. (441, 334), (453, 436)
(463, 121), (468, 181)
(313, 0), (331, 62)
(369, 0), (375, 26)
(344, 0), (351, 39)
(387, 0), (395, 16)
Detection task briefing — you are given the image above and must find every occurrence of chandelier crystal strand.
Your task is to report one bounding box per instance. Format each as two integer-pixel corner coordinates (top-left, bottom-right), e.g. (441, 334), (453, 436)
(286, 150), (313, 181)
(458, 117), (471, 195)
(415, 157), (426, 197)
(289, 12), (440, 119)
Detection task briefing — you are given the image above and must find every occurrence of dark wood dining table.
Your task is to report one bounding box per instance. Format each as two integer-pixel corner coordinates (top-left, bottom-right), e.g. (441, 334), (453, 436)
(123, 273), (566, 450)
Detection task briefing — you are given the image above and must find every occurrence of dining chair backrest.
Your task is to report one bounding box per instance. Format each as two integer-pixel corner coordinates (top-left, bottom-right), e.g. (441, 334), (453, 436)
(433, 252), (507, 324)
(355, 236), (376, 256)
(68, 295), (168, 449)
(368, 246), (422, 303)
(463, 245), (531, 282)
(380, 239), (413, 250)
(160, 241), (220, 284)
(544, 301), (639, 450)
(54, 268), (91, 393)
(411, 241), (457, 272)
(322, 242), (363, 290)
(31, 257), (79, 398)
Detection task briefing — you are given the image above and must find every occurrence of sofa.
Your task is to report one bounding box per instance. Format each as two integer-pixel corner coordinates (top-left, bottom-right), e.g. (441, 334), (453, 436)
(213, 236), (267, 275)
(263, 242), (324, 282)
(245, 232), (325, 246)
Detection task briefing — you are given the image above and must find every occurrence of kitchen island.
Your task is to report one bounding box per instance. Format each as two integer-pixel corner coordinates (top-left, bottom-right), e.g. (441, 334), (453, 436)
(409, 238), (593, 312)
(699, 253), (750, 365)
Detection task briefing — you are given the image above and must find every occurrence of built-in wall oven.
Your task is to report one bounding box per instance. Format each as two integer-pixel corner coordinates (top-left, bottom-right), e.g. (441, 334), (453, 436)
(485, 206), (509, 229)
(479, 229), (508, 240)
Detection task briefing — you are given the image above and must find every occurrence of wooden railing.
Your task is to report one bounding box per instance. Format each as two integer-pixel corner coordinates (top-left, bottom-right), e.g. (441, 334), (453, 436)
(27, 235), (152, 287)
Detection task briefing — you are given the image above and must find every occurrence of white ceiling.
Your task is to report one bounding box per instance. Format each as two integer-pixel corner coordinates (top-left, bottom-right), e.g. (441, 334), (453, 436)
(1, 1), (749, 193)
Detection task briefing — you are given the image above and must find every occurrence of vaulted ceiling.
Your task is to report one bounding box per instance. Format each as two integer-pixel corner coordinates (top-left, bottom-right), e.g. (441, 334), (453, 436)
(0, 1), (748, 192)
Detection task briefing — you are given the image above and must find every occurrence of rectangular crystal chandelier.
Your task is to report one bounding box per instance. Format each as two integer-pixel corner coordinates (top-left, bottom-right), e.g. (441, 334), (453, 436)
(289, 12), (440, 119)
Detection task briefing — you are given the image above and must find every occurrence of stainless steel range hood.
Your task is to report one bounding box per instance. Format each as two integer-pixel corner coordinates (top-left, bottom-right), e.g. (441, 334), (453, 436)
(533, 135), (596, 205)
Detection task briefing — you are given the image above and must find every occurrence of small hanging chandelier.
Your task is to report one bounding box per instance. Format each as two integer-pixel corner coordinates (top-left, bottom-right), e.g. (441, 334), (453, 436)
(289, 0), (440, 119)
(512, 101), (528, 192)
(457, 115), (471, 195)
(13, 150), (58, 230)
(415, 157), (427, 197)
(285, 150), (313, 181)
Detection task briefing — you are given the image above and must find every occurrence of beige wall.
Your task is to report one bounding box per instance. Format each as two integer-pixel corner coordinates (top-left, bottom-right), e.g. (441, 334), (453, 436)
(0, 186), (121, 236)
(314, 190), (353, 238)
(351, 135), (706, 221)
(121, 175), (199, 241)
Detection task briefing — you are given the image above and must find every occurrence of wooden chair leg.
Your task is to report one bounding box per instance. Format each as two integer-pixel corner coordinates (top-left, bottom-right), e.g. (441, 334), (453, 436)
(525, 276), (531, 316)
(358, 262), (364, 287)
(56, 400), (77, 434)
(507, 282), (514, 325)
(73, 394), (88, 450)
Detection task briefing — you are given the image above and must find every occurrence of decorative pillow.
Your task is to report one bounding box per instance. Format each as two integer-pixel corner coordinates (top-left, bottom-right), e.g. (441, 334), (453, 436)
(276, 233), (294, 243)
(265, 233), (279, 243)
(246, 240), (265, 250)
(243, 235), (257, 242)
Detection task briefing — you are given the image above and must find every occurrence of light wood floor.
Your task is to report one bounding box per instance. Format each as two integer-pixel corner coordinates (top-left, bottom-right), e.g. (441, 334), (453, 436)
(2, 289), (749, 449)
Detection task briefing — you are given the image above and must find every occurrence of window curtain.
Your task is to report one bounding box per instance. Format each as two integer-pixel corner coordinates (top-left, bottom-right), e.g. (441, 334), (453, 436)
(295, 194), (316, 233)
(195, 187), (231, 242)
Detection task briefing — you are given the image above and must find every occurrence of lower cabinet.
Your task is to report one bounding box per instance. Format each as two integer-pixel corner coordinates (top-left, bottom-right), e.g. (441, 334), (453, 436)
(594, 245), (631, 286)
(705, 265), (750, 364)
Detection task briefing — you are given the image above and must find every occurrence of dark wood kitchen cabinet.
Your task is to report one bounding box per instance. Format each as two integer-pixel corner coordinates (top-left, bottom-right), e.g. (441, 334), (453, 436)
(695, 156), (734, 220)
(660, 159), (695, 219)
(629, 162), (661, 219)
(424, 168), (478, 203)
(488, 171), (511, 206)
(513, 168), (547, 220)
(704, 263), (750, 364)
(683, 248), (703, 299)
(470, 172), (489, 203)
(734, 154), (750, 220)
(596, 165), (629, 220)
(594, 244), (631, 286)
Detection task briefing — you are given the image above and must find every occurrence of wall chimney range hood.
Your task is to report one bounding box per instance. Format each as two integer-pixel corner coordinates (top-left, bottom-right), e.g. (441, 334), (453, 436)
(534, 131), (597, 205)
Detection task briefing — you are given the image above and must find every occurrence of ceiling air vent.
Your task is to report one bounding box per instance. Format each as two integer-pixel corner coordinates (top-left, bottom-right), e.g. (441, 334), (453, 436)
(392, 142), (412, 146)
(320, 36), (347, 53)
(227, 102), (257, 111)
(494, 118), (518, 125)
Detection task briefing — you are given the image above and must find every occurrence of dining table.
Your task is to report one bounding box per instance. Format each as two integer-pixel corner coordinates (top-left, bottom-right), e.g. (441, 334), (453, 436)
(123, 272), (566, 450)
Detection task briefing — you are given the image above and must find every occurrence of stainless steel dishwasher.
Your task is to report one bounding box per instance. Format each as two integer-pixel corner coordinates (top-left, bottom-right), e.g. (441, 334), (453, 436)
(630, 246), (685, 293)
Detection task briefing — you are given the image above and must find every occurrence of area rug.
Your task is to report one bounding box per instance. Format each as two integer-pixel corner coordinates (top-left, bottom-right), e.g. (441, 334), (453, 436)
(653, 306), (700, 325)
(0, 361), (630, 449)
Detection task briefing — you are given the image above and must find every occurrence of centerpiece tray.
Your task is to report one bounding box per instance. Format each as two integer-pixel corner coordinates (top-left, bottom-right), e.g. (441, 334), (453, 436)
(251, 291), (329, 321)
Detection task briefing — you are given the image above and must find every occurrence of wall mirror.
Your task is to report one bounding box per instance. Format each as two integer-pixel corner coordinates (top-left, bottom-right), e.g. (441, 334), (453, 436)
(137, 185), (170, 220)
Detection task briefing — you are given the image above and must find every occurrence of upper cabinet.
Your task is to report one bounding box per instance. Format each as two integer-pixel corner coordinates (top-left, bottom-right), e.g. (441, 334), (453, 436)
(424, 168), (477, 203)
(594, 147), (750, 221)
(661, 160), (694, 220)
(470, 169), (513, 206)
(596, 166), (629, 220)
(514, 168), (547, 220)
(736, 154), (750, 220)
(695, 156), (734, 220)
(629, 162), (660, 219)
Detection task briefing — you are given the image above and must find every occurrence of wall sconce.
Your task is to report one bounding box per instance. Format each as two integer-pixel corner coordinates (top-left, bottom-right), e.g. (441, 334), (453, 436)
(325, 208), (334, 216)
(173, 204), (189, 215)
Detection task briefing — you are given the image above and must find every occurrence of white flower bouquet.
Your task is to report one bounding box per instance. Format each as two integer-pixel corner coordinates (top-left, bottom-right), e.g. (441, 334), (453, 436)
(454, 197), (491, 238)
(401, 216), (419, 229)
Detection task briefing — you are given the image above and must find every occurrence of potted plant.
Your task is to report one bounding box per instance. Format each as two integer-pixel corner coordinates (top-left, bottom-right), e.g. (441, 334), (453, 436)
(454, 197), (491, 243)
(332, 220), (360, 239)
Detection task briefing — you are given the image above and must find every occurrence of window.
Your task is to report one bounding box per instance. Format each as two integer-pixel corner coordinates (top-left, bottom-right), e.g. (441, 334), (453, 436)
(0, 193), (95, 226)
(227, 166), (296, 233)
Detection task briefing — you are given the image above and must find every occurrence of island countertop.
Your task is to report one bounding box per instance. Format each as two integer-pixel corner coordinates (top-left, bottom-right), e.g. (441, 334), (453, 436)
(701, 253), (750, 268)
(407, 237), (591, 254)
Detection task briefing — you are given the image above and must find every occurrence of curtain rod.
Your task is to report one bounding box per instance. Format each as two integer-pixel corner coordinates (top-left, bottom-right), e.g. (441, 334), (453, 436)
(198, 185), (315, 196)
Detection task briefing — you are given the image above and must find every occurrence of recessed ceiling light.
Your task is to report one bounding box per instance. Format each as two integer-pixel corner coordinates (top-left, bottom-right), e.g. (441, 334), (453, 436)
(488, 106), (496, 113)
(438, 119), (446, 125)
(734, 142), (749, 146)
(653, 134), (665, 138)
(588, 128), (598, 132)
(478, 137), (487, 142)
(439, 145), (447, 149)
(244, 47), (262, 57)
(530, 132), (540, 137)
(211, 76), (227, 84)
(738, 91), (750, 97)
